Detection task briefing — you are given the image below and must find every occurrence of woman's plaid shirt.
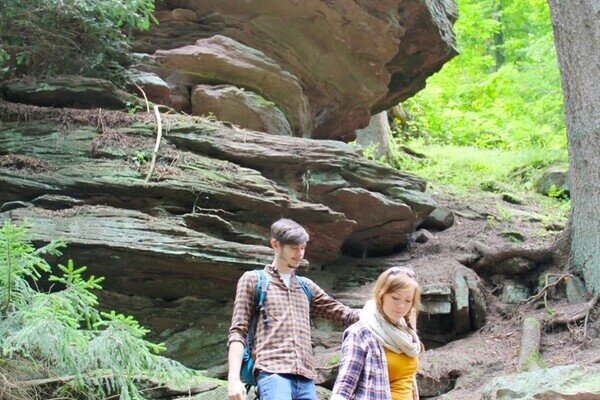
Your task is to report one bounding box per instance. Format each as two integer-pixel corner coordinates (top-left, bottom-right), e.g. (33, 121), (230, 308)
(228, 264), (359, 380)
(331, 320), (393, 400)
(331, 320), (420, 400)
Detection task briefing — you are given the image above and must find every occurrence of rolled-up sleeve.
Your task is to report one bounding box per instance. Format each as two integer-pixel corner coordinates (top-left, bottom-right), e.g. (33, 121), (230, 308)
(228, 271), (256, 347)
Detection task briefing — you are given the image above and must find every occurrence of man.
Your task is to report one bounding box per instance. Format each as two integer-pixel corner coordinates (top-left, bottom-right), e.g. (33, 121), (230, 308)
(227, 218), (359, 400)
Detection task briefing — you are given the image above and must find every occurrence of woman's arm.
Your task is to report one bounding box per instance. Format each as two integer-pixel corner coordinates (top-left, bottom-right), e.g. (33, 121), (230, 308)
(331, 327), (366, 399)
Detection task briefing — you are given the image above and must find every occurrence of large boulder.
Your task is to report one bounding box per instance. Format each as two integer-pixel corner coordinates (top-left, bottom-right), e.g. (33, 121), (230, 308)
(190, 84), (293, 136)
(132, 0), (458, 140)
(481, 365), (600, 400)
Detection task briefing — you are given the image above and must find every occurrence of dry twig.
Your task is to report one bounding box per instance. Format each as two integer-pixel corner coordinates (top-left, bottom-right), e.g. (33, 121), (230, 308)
(512, 273), (572, 317)
(133, 83), (150, 114)
(145, 105), (162, 184)
(96, 108), (107, 134)
(544, 294), (600, 334)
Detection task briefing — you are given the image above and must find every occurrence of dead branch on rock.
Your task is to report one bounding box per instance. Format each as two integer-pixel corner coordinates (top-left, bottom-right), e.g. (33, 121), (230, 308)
(133, 83), (150, 114)
(145, 105), (162, 184)
(544, 294), (600, 335)
(512, 273), (572, 317)
(469, 241), (556, 272)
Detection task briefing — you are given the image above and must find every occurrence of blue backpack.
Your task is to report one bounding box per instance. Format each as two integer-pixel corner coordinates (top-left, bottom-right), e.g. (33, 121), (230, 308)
(241, 269), (313, 388)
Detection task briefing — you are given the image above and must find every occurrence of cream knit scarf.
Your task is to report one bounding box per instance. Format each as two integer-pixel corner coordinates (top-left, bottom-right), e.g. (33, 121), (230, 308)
(360, 300), (421, 357)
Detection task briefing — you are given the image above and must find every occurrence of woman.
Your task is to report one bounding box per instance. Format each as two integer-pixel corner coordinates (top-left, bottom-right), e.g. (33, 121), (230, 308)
(331, 267), (422, 400)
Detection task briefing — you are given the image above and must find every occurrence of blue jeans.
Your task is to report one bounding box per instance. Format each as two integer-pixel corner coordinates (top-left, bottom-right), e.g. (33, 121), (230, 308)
(256, 372), (317, 400)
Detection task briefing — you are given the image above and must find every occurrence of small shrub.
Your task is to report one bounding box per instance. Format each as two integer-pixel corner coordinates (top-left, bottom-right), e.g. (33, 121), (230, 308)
(546, 184), (569, 200)
(0, 221), (193, 399)
(0, 0), (158, 83)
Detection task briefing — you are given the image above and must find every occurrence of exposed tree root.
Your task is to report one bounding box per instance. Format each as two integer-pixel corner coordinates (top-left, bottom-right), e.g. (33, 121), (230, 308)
(544, 294), (600, 333)
(512, 273), (573, 317)
(467, 215), (572, 274)
(469, 241), (556, 272)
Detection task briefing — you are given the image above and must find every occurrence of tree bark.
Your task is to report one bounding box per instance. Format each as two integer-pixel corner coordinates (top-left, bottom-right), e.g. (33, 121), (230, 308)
(547, 0), (600, 295)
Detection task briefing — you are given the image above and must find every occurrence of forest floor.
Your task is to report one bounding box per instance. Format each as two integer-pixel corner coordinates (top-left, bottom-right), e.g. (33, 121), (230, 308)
(404, 181), (600, 398)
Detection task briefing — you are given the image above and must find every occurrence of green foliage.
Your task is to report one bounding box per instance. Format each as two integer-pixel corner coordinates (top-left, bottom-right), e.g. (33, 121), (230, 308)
(133, 150), (149, 167)
(127, 101), (145, 114)
(401, 141), (569, 209)
(397, 0), (565, 150)
(359, 143), (387, 164)
(546, 184), (569, 200)
(0, 0), (158, 83)
(0, 222), (65, 315)
(0, 221), (193, 399)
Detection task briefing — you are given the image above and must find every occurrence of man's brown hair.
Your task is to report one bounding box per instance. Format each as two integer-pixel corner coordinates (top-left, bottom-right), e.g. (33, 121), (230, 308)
(270, 218), (309, 245)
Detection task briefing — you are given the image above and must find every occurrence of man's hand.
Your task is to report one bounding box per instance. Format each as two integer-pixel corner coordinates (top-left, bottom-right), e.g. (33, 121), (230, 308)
(228, 378), (247, 400)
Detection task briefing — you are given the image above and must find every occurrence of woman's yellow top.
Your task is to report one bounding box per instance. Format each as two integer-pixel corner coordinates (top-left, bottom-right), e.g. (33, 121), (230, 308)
(385, 347), (418, 400)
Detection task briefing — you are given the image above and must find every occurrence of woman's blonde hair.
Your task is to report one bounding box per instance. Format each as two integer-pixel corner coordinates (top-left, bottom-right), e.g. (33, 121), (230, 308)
(373, 267), (421, 328)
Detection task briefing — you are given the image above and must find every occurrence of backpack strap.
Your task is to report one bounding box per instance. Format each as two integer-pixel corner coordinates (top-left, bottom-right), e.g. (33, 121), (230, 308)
(245, 269), (270, 357)
(255, 269), (269, 326)
(249, 271), (312, 346)
(297, 276), (313, 308)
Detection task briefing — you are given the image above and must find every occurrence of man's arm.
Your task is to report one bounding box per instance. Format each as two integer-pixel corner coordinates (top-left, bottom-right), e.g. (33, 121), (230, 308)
(306, 280), (359, 326)
(227, 272), (256, 400)
(227, 341), (246, 400)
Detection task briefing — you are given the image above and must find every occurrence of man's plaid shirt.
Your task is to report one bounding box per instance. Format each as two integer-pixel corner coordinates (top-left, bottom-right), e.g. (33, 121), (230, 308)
(228, 264), (359, 380)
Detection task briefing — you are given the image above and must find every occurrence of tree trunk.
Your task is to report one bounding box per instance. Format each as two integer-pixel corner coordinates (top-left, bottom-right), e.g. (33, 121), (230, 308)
(547, 0), (600, 295)
(490, 9), (505, 71)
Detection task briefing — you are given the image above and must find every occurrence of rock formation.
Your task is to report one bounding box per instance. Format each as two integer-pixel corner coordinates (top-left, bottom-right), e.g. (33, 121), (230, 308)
(0, 102), (438, 371)
(131, 0), (458, 140)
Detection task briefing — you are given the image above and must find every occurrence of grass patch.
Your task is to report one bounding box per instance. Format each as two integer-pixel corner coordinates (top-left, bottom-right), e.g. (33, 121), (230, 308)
(396, 140), (570, 221)
(399, 141), (567, 190)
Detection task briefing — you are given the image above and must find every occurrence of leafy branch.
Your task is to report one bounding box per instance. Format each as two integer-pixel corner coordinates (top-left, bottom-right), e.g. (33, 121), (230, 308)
(0, 0), (158, 82)
(0, 221), (195, 399)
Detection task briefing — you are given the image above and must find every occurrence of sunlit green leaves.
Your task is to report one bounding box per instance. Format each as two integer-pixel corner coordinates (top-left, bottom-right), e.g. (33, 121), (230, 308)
(0, 221), (65, 314)
(401, 0), (565, 150)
